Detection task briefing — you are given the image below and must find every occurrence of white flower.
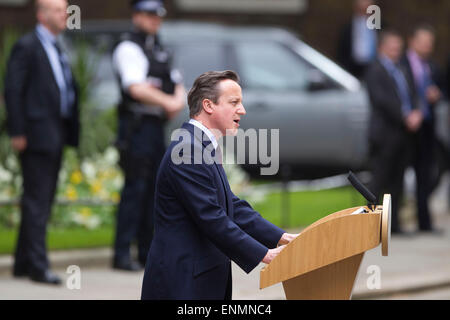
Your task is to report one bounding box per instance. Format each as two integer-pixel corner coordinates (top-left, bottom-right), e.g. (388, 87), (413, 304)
(81, 161), (97, 181)
(0, 165), (12, 183)
(6, 155), (18, 171)
(103, 147), (119, 166)
(111, 174), (124, 190)
(71, 211), (101, 229)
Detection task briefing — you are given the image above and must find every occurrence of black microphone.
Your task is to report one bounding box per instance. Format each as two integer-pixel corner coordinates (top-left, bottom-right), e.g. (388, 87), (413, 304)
(347, 171), (377, 210)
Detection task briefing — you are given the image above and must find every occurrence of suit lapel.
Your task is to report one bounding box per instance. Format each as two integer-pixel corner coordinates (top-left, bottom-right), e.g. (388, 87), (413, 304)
(33, 31), (61, 111)
(183, 122), (232, 216)
(377, 59), (402, 102)
(215, 163), (234, 219)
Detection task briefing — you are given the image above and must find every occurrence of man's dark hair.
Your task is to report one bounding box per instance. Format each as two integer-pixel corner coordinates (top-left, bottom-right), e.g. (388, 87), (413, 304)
(377, 29), (402, 48)
(409, 23), (436, 38)
(187, 70), (240, 118)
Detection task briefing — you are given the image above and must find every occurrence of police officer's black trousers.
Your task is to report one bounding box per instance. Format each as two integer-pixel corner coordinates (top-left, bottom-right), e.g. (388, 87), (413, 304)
(114, 167), (158, 264)
(113, 115), (165, 265)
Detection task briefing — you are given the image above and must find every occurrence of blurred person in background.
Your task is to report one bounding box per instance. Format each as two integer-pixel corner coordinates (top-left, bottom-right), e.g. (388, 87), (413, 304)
(112, 0), (185, 271)
(401, 24), (444, 234)
(3, 0), (79, 284)
(365, 30), (420, 235)
(337, 0), (378, 79)
(447, 54), (450, 99)
(447, 55), (450, 212)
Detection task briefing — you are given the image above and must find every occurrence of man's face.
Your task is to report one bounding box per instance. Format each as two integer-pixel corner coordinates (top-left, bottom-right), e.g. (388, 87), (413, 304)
(133, 12), (162, 35)
(410, 30), (435, 59)
(209, 80), (246, 137)
(354, 0), (373, 16)
(380, 35), (403, 63)
(37, 0), (68, 35)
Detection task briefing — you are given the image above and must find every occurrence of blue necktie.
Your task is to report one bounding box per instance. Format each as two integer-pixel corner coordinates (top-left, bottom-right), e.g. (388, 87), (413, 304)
(383, 60), (413, 115)
(53, 41), (75, 118)
(393, 67), (413, 114)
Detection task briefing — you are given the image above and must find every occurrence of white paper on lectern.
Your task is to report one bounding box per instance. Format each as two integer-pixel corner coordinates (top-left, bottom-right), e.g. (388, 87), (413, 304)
(350, 207), (366, 215)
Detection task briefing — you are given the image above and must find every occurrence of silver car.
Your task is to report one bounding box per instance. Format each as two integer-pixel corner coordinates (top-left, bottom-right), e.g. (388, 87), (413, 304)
(69, 21), (449, 180)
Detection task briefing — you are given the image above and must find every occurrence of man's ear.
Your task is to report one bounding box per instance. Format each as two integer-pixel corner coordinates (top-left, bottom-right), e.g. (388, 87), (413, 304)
(36, 10), (45, 24)
(202, 99), (214, 115)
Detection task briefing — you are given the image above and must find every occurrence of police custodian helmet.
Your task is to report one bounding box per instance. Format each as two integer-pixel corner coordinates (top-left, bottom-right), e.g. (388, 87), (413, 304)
(130, 0), (167, 17)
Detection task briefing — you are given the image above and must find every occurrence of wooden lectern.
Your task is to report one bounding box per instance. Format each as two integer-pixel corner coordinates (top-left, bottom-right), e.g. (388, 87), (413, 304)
(260, 194), (391, 300)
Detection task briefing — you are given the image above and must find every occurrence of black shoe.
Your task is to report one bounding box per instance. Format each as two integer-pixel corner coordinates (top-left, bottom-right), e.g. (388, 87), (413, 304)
(391, 229), (415, 237)
(419, 227), (445, 236)
(113, 259), (143, 271)
(30, 270), (62, 285)
(12, 268), (29, 278)
(391, 228), (404, 235)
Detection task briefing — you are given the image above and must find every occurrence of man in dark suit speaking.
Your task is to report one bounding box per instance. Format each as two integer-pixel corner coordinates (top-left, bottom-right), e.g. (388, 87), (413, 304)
(141, 71), (297, 299)
(4, 0), (79, 284)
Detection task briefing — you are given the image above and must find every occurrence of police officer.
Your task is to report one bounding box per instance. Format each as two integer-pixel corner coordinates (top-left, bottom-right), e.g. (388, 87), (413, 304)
(112, 0), (185, 271)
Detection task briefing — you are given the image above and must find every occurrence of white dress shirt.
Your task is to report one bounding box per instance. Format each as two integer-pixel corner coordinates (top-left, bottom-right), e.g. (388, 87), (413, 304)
(188, 118), (219, 150)
(352, 16), (377, 64)
(35, 24), (73, 117)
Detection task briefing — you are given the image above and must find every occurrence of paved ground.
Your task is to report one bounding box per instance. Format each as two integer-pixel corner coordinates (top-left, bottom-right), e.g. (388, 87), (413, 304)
(1, 212), (449, 300)
(1, 177), (449, 300)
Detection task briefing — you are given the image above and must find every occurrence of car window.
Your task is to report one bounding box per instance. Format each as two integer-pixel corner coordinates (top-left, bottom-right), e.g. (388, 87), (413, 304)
(234, 41), (312, 90)
(169, 42), (226, 87)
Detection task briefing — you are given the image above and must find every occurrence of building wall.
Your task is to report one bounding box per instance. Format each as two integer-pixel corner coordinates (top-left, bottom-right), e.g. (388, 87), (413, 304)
(0, 0), (448, 66)
(167, 0), (450, 67)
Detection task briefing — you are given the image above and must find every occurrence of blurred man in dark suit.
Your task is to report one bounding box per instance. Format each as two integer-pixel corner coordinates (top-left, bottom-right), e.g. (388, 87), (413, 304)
(141, 71), (298, 299)
(337, 0), (378, 78)
(4, 0), (79, 284)
(401, 25), (443, 233)
(365, 30), (420, 234)
(446, 55), (450, 212)
(446, 54), (450, 99)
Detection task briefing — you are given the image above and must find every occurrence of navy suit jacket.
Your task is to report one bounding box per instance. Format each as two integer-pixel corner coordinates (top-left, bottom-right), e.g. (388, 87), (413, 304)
(141, 122), (285, 300)
(4, 30), (79, 152)
(365, 59), (415, 149)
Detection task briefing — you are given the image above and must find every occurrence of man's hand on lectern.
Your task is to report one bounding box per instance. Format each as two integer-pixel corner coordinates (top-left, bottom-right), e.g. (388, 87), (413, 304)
(278, 233), (299, 246)
(262, 245), (287, 264)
